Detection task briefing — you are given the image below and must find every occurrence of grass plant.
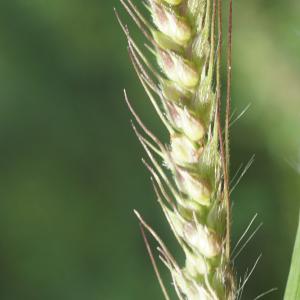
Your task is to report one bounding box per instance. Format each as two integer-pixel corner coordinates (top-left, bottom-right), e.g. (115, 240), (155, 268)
(116, 0), (300, 299)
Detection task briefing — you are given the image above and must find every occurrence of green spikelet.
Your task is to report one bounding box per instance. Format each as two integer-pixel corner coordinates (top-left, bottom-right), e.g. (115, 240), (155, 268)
(117, 0), (236, 299)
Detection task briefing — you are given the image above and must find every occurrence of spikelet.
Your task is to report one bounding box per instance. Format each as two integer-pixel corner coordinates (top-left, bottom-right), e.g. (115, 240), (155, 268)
(117, 0), (236, 299)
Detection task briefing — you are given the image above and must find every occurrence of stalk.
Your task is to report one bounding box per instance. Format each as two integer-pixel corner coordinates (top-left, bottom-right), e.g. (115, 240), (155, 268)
(116, 0), (236, 299)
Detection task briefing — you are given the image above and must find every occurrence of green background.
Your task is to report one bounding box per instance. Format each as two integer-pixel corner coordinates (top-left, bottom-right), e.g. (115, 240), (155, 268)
(0, 0), (299, 299)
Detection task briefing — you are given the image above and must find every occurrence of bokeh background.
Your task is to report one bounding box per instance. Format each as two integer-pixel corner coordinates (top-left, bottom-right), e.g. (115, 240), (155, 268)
(0, 0), (299, 299)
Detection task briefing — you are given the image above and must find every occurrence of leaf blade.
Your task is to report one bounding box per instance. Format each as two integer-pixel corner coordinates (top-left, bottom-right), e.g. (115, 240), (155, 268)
(284, 210), (300, 300)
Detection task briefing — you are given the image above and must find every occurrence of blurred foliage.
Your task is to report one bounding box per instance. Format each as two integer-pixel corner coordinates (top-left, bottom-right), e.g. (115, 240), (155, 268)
(0, 0), (299, 299)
